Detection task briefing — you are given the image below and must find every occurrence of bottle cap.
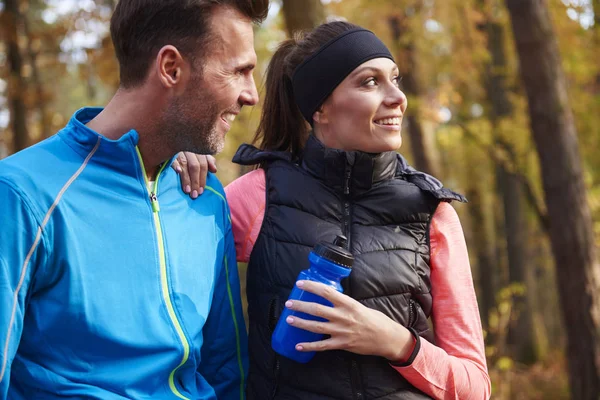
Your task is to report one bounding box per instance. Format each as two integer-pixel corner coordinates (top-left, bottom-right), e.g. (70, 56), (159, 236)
(313, 235), (354, 268)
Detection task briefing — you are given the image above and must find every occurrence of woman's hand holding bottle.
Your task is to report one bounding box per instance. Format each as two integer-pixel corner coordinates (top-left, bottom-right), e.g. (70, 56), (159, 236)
(285, 280), (416, 363)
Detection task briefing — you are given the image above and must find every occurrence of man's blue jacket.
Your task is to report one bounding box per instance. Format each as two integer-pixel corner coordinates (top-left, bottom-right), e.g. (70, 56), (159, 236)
(0, 108), (248, 399)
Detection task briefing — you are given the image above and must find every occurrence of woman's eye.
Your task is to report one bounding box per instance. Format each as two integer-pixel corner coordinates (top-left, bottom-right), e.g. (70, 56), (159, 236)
(392, 76), (403, 87)
(364, 78), (377, 86)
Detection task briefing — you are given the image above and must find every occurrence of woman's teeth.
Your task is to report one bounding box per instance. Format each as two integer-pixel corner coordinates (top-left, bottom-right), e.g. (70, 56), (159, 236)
(374, 117), (400, 125)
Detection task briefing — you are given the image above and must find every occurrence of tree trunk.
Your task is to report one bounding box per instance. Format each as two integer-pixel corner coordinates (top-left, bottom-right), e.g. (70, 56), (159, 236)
(281, 0), (325, 36)
(593, 0), (600, 90)
(593, 0), (600, 33)
(462, 136), (499, 331)
(388, 14), (437, 176)
(3, 0), (29, 152)
(480, 16), (536, 364)
(499, 167), (536, 363)
(505, 0), (600, 398)
(482, 22), (512, 118)
(465, 183), (497, 330)
(22, 9), (50, 139)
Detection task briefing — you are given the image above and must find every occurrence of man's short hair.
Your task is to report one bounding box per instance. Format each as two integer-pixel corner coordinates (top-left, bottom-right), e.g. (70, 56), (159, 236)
(110, 0), (269, 88)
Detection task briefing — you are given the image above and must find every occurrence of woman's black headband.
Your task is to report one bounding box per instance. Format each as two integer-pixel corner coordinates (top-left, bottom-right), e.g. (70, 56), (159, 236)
(291, 28), (395, 124)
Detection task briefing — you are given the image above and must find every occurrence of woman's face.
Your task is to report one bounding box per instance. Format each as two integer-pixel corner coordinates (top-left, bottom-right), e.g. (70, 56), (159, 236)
(313, 58), (407, 153)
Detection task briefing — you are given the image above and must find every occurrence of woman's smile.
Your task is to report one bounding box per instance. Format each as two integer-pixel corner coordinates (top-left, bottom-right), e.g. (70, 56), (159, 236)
(373, 116), (402, 130)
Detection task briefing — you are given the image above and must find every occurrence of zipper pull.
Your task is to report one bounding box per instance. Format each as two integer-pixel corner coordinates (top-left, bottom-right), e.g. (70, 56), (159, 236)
(344, 165), (352, 195)
(150, 192), (160, 213)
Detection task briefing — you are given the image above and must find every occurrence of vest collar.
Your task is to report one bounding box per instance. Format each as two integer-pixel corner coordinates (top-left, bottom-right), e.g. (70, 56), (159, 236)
(300, 135), (398, 194)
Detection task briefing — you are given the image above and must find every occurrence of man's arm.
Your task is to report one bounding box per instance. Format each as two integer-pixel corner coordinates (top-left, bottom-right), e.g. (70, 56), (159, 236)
(0, 180), (48, 398)
(198, 210), (249, 400)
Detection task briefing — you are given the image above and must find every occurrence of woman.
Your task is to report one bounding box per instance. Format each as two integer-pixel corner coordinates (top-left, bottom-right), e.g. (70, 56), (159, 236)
(177, 21), (490, 400)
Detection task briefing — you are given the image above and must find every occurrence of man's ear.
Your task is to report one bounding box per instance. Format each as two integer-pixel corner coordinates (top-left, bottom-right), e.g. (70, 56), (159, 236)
(156, 45), (184, 88)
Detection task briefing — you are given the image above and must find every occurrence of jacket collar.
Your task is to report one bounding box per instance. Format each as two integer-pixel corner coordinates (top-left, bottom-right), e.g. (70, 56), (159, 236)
(300, 135), (398, 194)
(59, 107), (138, 155)
(58, 107), (175, 178)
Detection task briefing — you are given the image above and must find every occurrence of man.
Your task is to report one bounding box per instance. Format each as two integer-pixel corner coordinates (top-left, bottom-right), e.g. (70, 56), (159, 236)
(0, 0), (268, 398)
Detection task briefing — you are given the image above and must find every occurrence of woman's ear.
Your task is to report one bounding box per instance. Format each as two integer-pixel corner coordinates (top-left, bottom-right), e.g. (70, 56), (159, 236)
(312, 106), (327, 124)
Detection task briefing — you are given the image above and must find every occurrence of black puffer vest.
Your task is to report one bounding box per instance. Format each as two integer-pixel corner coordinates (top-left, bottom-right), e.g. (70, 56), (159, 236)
(233, 136), (465, 400)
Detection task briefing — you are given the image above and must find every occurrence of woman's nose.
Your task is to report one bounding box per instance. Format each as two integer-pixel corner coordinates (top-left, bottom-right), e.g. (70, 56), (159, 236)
(386, 85), (407, 113)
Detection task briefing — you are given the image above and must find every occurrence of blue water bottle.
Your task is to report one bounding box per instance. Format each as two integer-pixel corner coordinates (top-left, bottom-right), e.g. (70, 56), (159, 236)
(272, 235), (354, 363)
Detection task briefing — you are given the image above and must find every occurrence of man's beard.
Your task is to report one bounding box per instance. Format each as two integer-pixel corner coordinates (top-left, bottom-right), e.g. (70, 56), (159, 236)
(162, 88), (224, 155)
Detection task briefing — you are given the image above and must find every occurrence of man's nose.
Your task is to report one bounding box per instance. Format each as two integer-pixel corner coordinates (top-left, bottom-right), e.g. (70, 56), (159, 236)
(240, 75), (259, 106)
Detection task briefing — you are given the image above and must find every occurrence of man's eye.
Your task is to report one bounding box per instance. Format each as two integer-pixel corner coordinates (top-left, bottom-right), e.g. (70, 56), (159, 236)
(237, 66), (254, 76)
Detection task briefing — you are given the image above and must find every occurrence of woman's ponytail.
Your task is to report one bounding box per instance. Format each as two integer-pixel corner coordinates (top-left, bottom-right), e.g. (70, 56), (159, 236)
(253, 38), (309, 160)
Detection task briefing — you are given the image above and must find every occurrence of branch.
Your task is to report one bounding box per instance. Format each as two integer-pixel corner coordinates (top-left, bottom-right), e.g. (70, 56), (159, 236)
(456, 122), (550, 233)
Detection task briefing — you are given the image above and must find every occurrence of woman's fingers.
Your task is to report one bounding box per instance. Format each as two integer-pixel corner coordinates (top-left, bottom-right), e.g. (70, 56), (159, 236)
(174, 152), (212, 199)
(295, 337), (343, 353)
(175, 152), (192, 195)
(285, 314), (335, 336)
(172, 158), (183, 174)
(182, 151), (203, 198)
(194, 153), (209, 195)
(206, 155), (218, 173)
(296, 280), (351, 307)
(285, 299), (337, 321)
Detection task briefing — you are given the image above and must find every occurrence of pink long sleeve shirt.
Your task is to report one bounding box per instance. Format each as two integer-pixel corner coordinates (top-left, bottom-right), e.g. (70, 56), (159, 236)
(225, 169), (491, 400)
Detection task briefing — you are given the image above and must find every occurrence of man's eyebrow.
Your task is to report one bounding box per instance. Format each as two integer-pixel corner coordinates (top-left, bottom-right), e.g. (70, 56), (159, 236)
(238, 62), (256, 71)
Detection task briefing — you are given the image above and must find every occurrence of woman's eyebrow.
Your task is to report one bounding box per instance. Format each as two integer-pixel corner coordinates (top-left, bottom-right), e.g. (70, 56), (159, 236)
(350, 66), (400, 78)
(350, 66), (380, 76)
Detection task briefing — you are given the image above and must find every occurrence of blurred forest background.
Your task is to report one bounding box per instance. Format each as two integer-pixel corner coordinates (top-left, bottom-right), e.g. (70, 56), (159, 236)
(0, 0), (599, 398)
